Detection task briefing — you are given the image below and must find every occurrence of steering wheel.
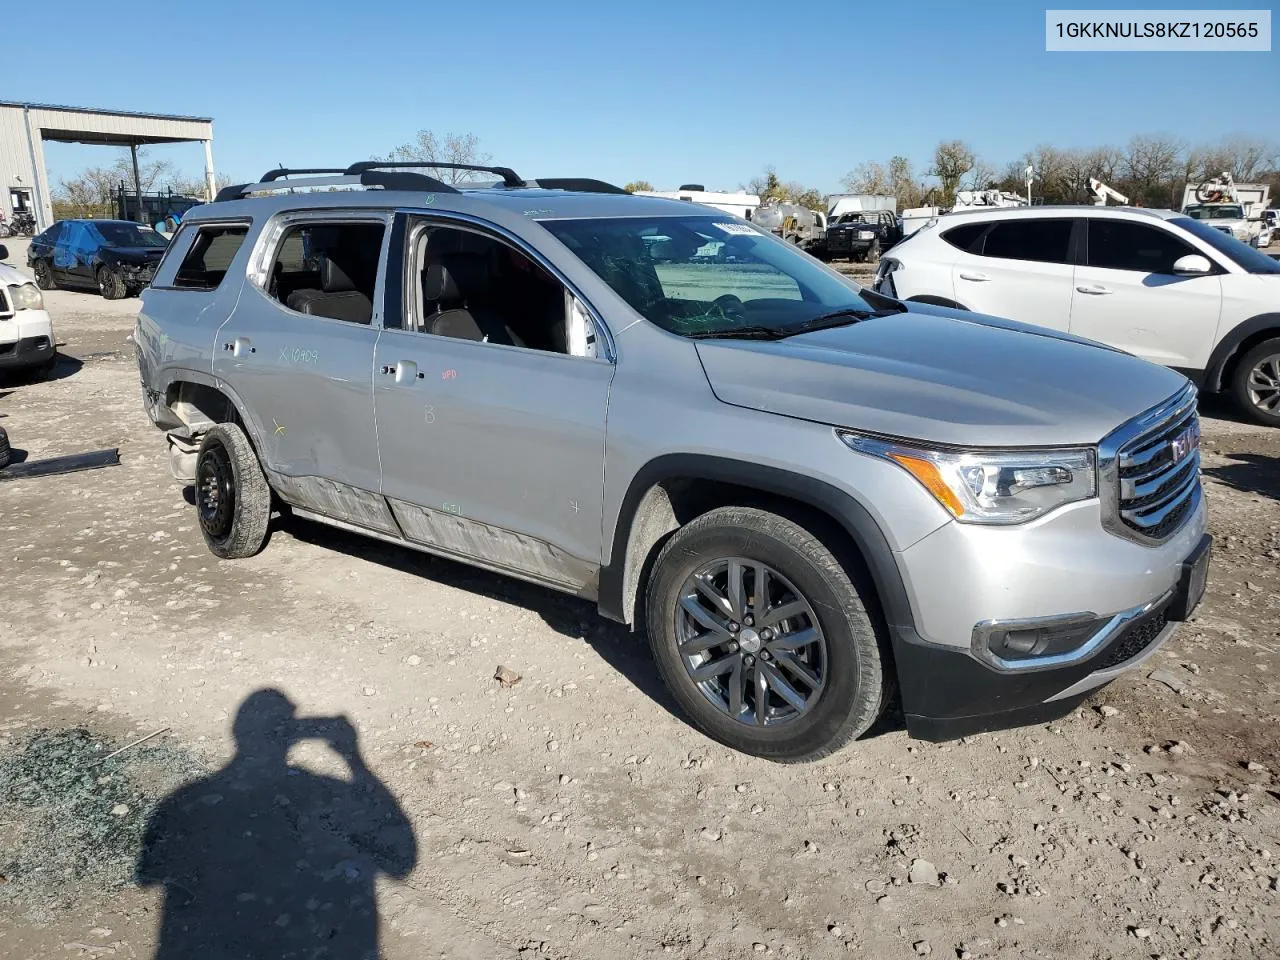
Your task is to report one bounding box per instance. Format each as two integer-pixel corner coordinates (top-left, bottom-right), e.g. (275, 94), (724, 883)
(711, 293), (747, 322)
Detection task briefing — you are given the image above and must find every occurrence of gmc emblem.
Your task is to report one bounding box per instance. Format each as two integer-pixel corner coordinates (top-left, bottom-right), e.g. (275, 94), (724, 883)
(1169, 424), (1200, 464)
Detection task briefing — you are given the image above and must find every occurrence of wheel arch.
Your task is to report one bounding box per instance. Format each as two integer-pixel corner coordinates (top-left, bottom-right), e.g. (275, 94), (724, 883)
(1204, 313), (1280, 393)
(596, 455), (913, 641)
(159, 370), (263, 451)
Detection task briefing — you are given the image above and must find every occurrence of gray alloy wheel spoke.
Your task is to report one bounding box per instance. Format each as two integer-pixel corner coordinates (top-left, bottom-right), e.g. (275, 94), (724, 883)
(1262, 392), (1280, 412)
(679, 630), (725, 655)
(762, 600), (808, 628)
(767, 626), (819, 652)
(726, 559), (746, 620)
(774, 650), (822, 689)
(758, 661), (806, 712)
(728, 659), (745, 717)
(690, 655), (737, 682)
(694, 575), (733, 619)
(1249, 369), (1277, 389)
(752, 563), (770, 615)
(679, 594), (729, 636)
(676, 557), (826, 727)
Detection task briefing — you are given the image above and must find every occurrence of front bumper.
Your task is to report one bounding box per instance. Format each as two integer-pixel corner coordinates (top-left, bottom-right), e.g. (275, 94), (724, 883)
(890, 491), (1210, 740)
(0, 334), (55, 369)
(118, 261), (158, 289)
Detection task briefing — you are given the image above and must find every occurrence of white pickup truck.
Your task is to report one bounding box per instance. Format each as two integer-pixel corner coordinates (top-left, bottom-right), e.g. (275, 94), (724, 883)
(1181, 176), (1271, 247)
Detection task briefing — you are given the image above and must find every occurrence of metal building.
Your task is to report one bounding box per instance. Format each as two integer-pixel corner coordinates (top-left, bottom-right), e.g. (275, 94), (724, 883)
(0, 101), (215, 231)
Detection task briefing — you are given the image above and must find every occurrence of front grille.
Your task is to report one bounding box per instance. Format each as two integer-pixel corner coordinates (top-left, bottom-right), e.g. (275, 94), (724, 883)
(1095, 605), (1169, 670)
(1113, 393), (1201, 543)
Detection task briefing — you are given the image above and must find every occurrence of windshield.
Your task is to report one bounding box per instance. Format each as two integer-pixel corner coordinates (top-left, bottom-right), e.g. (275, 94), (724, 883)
(542, 215), (899, 336)
(1172, 217), (1280, 274)
(1183, 204), (1245, 221)
(94, 222), (169, 248)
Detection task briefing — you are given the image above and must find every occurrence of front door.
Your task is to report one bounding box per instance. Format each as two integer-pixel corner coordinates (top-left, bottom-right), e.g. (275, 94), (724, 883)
(373, 213), (615, 592)
(55, 221), (96, 287)
(950, 216), (1078, 329)
(212, 215), (392, 530)
(1069, 217), (1223, 370)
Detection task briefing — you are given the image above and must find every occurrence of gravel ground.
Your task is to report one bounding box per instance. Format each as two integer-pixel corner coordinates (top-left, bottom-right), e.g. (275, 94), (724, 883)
(0, 238), (1277, 959)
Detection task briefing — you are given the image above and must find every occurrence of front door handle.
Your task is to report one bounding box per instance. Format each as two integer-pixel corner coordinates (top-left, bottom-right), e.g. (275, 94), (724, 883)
(381, 360), (425, 382)
(958, 271), (991, 282)
(1075, 284), (1112, 295)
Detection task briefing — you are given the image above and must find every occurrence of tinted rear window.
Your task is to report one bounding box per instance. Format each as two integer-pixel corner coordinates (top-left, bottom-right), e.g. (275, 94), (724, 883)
(981, 219), (1074, 264)
(941, 222), (986, 252)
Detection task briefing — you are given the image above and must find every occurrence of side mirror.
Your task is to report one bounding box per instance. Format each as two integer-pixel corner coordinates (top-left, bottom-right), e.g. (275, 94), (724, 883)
(1172, 254), (1212, 275)
(0, 243), (8, 261)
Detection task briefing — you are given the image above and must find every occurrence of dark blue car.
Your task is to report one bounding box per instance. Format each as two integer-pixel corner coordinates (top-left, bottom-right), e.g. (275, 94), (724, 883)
(27, 219), (169, 299)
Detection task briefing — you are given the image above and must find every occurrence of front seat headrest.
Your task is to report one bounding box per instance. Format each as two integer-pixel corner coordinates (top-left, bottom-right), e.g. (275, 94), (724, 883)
(422, 252), (489, 303)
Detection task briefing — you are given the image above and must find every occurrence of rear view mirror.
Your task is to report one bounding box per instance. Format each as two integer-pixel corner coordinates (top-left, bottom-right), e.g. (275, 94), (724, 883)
(0, 243), (8, 261)
(1172, 254), (1212, 275)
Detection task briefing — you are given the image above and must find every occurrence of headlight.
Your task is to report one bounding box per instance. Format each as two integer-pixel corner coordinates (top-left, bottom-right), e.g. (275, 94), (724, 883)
(857, 230), (875, 239)
(840, 433), (1096, 524)
(11, 282), (43, 311)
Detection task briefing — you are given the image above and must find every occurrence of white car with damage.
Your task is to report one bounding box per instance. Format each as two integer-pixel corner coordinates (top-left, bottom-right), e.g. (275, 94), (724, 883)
(0, 242), (55, 376)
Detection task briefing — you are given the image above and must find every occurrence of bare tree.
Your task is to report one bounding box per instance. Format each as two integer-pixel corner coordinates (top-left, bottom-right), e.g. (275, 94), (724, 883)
(623, 180), (654, 193)
(1121, 134), (1183, 206)
(52, 149), (177, 218)
(841, 161), (892, 196)
(377, 130), (493, 184)
(929, 140), (976, 206)
(744, 166), (784, 202)
(962, 158), (998, 192)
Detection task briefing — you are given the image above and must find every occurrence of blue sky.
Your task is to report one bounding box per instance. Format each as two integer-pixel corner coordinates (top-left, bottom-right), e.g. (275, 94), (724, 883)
(6, 0), (1275, 194)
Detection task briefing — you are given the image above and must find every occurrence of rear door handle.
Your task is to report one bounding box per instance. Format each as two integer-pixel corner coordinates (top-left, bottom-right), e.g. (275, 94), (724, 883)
(958, 271), (990, 282)
(1075, 284), (1112, 295)
(223, 337), (254, 356)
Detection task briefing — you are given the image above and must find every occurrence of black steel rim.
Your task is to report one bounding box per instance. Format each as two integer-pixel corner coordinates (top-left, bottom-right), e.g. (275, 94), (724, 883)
(197, 443), (235, 542)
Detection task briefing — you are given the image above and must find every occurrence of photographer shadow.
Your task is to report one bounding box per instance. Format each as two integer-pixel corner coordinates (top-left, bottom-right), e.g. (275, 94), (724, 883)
(135, 689), (416, 960)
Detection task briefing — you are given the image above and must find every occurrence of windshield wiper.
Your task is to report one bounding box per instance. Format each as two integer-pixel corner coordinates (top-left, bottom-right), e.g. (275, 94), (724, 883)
(685, 325), (789, 340)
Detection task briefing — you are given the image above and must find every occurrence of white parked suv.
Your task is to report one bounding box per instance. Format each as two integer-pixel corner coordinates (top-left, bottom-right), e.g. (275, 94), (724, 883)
(875, 206), (1280, 425)
(0, 242), (56, 377)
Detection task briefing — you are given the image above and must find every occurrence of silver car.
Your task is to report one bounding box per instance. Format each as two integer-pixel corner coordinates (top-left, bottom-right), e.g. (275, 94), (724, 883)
(134, 162), (1211, 761)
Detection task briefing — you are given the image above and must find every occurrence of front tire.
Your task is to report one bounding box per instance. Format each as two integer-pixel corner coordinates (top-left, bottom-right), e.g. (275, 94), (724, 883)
(1232, 338), (1280, 427)
(645, 506), (890, 762)
(195, 423), (271, 559)
(97, 266), (127, 300)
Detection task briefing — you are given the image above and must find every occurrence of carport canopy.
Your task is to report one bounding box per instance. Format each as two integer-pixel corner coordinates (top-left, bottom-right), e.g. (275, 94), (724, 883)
(1, 101), (215, 230)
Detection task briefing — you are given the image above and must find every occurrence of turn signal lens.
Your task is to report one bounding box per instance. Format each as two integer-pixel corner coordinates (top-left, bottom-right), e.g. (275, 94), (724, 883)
(888, 453), (966, 517)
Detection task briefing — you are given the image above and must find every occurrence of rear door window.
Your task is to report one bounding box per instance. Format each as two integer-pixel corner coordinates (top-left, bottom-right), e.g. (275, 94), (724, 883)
(1086, 219), (1198, 274)
(979, 219), (1074, 264)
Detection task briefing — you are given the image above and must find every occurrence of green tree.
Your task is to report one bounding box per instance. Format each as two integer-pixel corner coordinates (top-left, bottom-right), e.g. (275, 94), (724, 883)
(928, 140), (976, 207)
(623, 180), (654, 193)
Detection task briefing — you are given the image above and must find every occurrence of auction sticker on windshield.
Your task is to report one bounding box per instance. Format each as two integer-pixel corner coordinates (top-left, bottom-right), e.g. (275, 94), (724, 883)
(712, 222), (757, 236)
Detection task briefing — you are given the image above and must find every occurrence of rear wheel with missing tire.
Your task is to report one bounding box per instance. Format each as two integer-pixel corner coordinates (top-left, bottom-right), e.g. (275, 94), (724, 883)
(195, 423), (271, 559)
(645, 506), (890, 762)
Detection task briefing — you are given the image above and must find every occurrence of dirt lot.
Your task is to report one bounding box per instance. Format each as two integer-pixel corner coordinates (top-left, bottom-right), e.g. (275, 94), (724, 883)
(1, 238), (1278, 959)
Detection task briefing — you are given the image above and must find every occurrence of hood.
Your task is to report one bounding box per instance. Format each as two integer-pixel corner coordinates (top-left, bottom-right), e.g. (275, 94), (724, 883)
(0, 260), (35, 287)
(694, 308), (1189, 447)
(106, 245), (167, 263)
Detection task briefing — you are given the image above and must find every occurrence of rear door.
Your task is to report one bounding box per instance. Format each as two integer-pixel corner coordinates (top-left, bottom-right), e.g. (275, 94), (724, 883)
(950, 217), (1078, 330)
(1069, 217), (1223, 369)
(211, 212), (392, 530)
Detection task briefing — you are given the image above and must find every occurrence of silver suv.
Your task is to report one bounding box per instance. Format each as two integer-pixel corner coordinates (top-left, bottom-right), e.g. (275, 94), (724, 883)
(134, 163), (1212, 761)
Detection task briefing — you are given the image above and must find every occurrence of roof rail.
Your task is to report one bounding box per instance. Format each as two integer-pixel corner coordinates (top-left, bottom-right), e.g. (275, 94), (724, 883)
(346, 160), (526, 189)
(533, 178), (628, 195)
(258, 167), (347, 182)
(211, 169), (461, 203)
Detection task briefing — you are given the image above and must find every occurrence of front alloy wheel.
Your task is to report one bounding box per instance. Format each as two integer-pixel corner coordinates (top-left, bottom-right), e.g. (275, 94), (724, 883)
(676, 558), (826, 726)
